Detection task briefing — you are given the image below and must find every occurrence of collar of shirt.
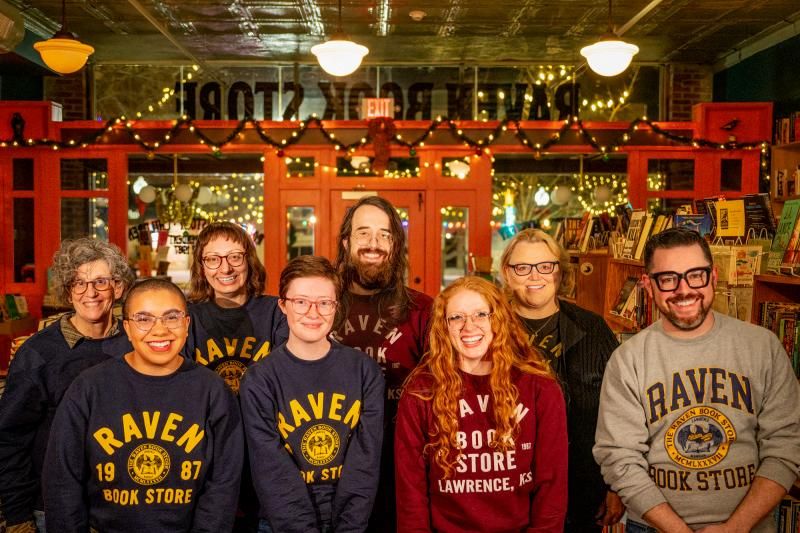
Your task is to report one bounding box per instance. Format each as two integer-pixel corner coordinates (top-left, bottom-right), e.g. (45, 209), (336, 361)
(60, 312), (120, 349)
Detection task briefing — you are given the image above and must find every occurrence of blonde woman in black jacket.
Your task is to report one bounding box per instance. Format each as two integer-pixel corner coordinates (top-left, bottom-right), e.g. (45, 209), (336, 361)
(499, 228), (624, 533)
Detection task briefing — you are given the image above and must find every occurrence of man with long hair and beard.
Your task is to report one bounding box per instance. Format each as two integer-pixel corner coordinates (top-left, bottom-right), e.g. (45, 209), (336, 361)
(331, 195), (433, 532)
(594, 228), (800, 533)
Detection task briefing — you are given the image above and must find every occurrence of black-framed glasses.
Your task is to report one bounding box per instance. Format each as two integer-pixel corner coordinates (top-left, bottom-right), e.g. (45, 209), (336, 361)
(446, 310), (492, 329)
(507, 261), (559, 277)
(352, 229), (392, 247)
(124, 311), (187, 331)
(70, 277), (117, 294)
(648, 266), (712, 292)
(202, 252), (245, 270)
(283, 298), (338, 316)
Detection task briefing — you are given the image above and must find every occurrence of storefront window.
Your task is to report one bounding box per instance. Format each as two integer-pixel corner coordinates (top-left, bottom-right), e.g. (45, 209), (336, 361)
(14, 198), (35, 283)
(62, 198), (109, 241)
(13, 159), (34, 190)
(441, 207), (469, 289)
(647, 159), (694, 191)
(127, 153), (264, 286)
(285, 157), (316, 178)
(286, 207), (316, 260)
(720, 159), (743, 191)
(442, 157), (472, 179)
(336, 157), (420, 178)
(61, 159), (109, 190)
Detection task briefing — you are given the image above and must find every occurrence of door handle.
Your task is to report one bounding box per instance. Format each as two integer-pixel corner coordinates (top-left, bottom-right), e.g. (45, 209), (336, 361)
(414, 277), (421, 284)
(418, 192), (423, 211)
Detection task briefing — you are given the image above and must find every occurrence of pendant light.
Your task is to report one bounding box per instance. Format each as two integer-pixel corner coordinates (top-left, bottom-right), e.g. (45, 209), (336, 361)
(580, 0), (639, 77)
(311, 0), (368, 77)
(34, 0), (94, 75)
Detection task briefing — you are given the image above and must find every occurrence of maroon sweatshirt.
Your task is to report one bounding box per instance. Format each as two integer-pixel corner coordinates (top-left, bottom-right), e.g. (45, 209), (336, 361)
(395, 369), (568, 533)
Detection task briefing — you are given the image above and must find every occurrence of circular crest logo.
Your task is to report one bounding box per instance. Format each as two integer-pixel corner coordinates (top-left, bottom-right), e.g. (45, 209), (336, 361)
(127, 443), (171, 485)
(301, 424), (340, 466)
(216, 360), (247, 394)
(664, 406), (736, 469)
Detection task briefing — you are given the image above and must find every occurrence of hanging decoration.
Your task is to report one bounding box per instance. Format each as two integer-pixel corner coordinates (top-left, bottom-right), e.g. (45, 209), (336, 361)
(367, 117), (396, 174)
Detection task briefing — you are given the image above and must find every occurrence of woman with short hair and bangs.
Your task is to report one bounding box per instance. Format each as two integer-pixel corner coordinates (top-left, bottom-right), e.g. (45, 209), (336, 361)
(395, 276), (568, 533)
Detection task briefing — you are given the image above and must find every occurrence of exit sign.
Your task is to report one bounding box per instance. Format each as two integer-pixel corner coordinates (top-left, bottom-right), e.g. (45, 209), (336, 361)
(361, 98), (394, 119)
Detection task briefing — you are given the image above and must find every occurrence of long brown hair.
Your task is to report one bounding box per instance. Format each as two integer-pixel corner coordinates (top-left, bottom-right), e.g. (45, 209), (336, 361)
(404, 276), (553, 478)
(188, 222), (266, 303)
(334, 195), (413, 324)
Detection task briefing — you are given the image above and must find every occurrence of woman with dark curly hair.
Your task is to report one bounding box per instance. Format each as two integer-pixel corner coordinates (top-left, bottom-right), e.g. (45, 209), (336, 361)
(184, 221), (288, 532)
(0, 237), (134, 533)
(395, 276), (568, 532)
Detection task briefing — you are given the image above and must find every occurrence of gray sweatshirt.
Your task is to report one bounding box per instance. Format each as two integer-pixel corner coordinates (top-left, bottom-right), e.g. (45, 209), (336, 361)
(593, 311), (800, 532)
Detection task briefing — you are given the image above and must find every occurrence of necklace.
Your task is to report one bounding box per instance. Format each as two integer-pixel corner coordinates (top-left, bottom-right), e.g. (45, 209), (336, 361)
(531, 311), (559, 339)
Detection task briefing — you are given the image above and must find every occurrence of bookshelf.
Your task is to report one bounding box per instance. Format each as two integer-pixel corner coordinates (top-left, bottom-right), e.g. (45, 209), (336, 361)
(750, 274), (800, 325)
(603, 258), (647, 333)
(771, 142), (800, 216)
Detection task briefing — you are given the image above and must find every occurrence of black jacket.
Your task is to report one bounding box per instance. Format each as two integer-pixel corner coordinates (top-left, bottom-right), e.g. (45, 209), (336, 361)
(521, 299), (619, 530)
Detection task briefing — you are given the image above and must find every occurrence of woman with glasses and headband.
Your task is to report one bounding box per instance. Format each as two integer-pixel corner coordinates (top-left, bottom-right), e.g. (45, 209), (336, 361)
(184, 221), (288, 532)
(0, 238), (134, 533)
(241, 256), (384, 532)
(395, 276), (567, 532)
(44, 278), (243, 532)
(499, 228), (624, 532)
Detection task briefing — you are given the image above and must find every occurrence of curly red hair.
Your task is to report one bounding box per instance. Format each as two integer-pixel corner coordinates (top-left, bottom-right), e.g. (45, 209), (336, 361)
(404, 276), (554, 478)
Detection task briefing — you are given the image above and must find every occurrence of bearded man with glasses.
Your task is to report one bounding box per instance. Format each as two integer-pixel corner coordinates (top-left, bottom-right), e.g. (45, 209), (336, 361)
(594, 227), (800, 533)
(0, 238), (134, 533)
(499, 228), (624, 532)
(331, 195), (432, 532)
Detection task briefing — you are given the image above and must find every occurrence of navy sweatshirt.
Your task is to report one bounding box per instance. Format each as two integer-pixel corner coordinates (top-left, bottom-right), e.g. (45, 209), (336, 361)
(0, 319), (131, 525)
(184, 295), (289, 394)
(43, 357), (244, 533)
(239, 342), (385, 533)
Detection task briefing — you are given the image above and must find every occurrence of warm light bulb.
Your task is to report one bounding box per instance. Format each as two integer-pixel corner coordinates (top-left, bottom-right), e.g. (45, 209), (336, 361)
(580, 39), (639, 77)
(311, 39), (369, 76)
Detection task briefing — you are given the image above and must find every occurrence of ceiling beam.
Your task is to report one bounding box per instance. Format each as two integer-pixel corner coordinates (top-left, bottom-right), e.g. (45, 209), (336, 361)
(125, 0), (204, 67)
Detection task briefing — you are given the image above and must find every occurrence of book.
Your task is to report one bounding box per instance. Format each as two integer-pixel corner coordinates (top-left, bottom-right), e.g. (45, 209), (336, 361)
(674, 213), (714, 238)
(768, 199), (800, 271)
(13, 295), (28, 317)
(715, 199), (746, 238)
(4, 295), (20, 320)
(633, 215), (654, 261)
(611, 277), (639, 317)
(621, 210), (646, 259)
(579, 217), (595, 253)
(564, 217), (583, 251)
(742, 193), (776, 237)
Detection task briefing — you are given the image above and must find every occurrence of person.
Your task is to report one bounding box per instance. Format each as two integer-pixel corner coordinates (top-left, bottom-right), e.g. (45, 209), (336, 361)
(184, 221), (288, 532)
(240, 256), (384, 532)
(185, 221), (288, 394)
(593, 227), (800, 533)
(43, 278), (244, 532)
(0, 238), (134, 533)
(499, 228), (624, 532)
(395, 276), (568, 532)
(330, 195), (432, 532)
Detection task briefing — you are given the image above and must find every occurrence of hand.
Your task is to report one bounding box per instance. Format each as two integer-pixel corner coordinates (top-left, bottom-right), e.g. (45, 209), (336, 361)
(595, 490), (626, 526)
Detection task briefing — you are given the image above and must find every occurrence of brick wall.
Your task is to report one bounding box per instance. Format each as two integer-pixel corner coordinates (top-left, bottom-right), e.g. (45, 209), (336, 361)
(43, 71), (88, 120)
(666, 64), (713, 121)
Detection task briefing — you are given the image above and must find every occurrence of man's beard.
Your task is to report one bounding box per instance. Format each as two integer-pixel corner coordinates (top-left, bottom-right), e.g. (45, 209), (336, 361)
(346, 247), (394, 291)
(658, 292), (712, 331)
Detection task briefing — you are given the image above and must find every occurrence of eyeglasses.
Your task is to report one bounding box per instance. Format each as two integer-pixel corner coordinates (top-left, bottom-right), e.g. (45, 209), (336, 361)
(648, 266), (712, 292)
(283, 298), (338, 316)
(124, 311), (187, 331)
(71, 277), (117, 294)
(507, 261), (559, 276)
(202, 252), (245, 270)
(446, 310), (492, 329)
(352, 229), (392, 247)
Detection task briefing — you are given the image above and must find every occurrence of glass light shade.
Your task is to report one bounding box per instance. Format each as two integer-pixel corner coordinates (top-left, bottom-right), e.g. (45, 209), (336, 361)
(34, 36), (94, 74)
(580, 39), (639, 77)
(311, 39), (368, 77)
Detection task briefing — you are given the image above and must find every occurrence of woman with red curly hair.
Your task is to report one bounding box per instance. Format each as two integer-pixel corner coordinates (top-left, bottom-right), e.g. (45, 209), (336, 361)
(395, 277), (568, 532)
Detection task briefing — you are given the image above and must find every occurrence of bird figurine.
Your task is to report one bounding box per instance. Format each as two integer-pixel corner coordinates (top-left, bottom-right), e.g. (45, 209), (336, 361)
(720, 118), (740, 131)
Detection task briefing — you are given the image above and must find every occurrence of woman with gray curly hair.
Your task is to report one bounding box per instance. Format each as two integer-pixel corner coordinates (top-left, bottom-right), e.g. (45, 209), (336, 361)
(0, 237), (134, 533)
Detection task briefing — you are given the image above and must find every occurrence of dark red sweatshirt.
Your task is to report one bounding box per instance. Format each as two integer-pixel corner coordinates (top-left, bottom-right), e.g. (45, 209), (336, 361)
(395, 369), (568, 533)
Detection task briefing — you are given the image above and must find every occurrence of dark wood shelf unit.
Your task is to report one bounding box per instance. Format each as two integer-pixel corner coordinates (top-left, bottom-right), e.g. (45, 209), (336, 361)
(751, 274), (800, 325)
(603, 257), (646, 333)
